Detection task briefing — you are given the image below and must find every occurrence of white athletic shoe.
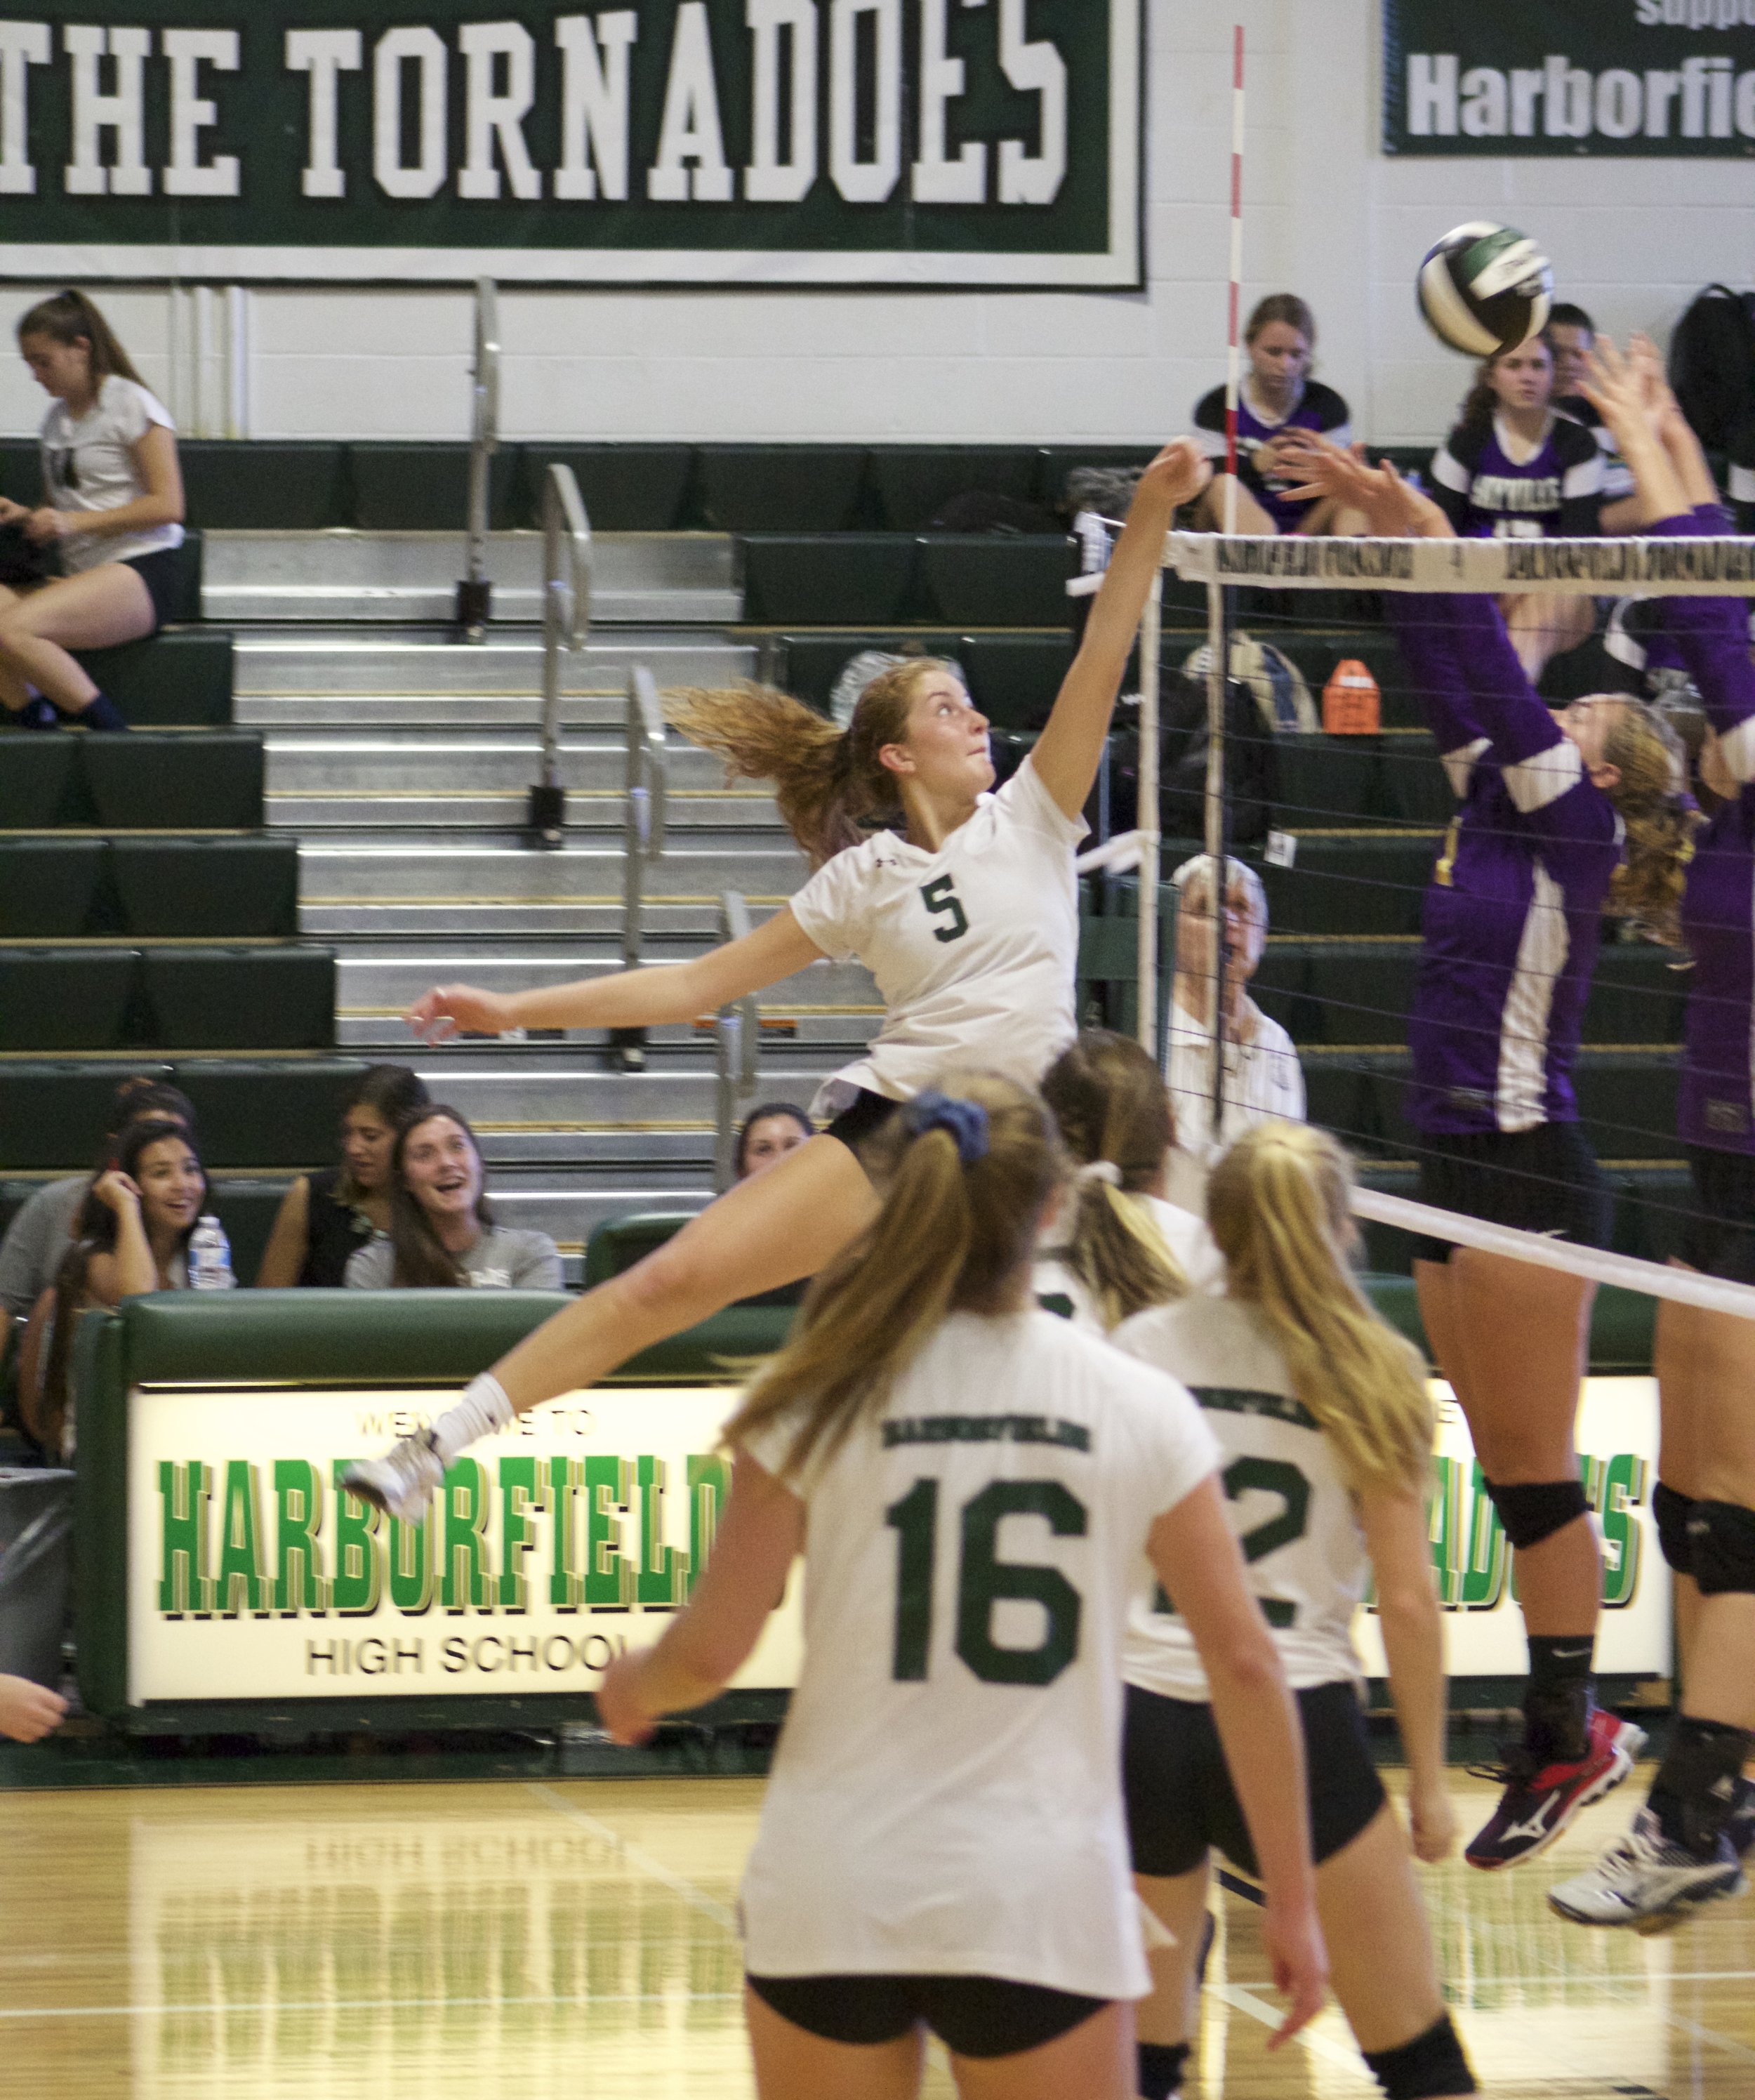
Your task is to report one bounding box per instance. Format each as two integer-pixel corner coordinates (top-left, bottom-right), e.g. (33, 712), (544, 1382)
(1547, 1807), (1747, 1932)
(340, 1432), (444, 1524)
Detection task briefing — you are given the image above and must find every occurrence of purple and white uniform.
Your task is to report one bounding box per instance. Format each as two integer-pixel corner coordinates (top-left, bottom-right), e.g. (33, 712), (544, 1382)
(1392, 595), (1623, 1135)
(1429, 414), (1602, 541)
(1194, 381), (1351, 533)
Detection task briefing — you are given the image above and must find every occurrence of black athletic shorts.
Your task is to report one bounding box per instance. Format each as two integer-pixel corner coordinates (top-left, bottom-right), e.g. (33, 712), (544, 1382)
(1124, 1678), (1386, 1881)
(1683, 1144), (1755, 1286)
(119, 545), (186, 635)
(745, 1972), (1108, 2059)
(823, 1086), (903, 1156)
(1410, 1123), (1612, 1267)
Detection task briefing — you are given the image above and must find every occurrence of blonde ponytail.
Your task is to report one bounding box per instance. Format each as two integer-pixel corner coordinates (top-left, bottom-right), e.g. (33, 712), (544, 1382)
(1207, 1124), (1433, 1495)
(671, 657), (943, 867)
(1601, 698), (1701, 949)
(725, 1076), (1063, 1480)
(1041, 1031), (1190, 1329)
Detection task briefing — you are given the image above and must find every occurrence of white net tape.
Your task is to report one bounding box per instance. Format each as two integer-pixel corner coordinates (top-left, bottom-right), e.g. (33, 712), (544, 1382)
(1351, 1187), (1755, 1321)
(1166, 531), (1755, 597)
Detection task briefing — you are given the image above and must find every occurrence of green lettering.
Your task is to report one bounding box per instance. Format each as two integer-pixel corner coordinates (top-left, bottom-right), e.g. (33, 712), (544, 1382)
(685, 1453), (732, 1600)
(331, 1462), (382, 1615)
(637, 1454), (688, 1608)
(549, 1455), (583, 1610)
(215, 1460), (269, 1617)
(157, 1460), (213, 1616)
(498, 1455), (543, 1611)
(441, 1460), (492, 1613)
(1598, 1453), (1647, 1610)
(585, 1454), (634, 1610)
(272, 1460), (326, 1615)
(388, 1510), (432, 1615)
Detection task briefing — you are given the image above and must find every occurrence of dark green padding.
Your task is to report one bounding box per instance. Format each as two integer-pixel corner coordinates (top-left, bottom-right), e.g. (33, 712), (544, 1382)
(171, 1059), (367, 1168)
(0, 837), (108, 936)
(1583, 948), (1688, 1048)
(0, 1062), (172, 1169)
(0, 950), (137, 1052)
(178, 442), (349, 530)
(0, 737), (86, 826)
(697, 446), (868, 533)
(349, 443), (520, 531)
(0, 437), (37, 501)
(1262, 835), (1438, 937)
(741, 535), (918, 626)
(74, 631), (233, 727)
(140, 949), (336, 1052)
(917, 535), (1076, 628)
(1376, 733), (1456, 824)
(1272, 736), (1384, 830)
(110, 837), (298, 937)
(201, 1178), (296, 1284)
(523, 445), (694, 531)
(584, 1210), (697, 1287)
(960, 634), (1076, 731)
(1034, 444), (1159, 507)
(81, 732), (263, 831)
(1575, 1055), (1682, 1161)
(868, 447), (1038, 531)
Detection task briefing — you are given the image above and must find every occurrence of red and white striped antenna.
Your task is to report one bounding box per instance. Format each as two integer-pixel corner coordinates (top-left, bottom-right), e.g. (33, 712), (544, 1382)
(1223, 25), (1245, 536)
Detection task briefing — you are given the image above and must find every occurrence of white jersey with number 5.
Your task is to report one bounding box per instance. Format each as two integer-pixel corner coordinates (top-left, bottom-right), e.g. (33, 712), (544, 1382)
(788, 754), (1086, 1116)
(1113, 1295), (1370, 1700)
(738, 1308), (1219, 1998)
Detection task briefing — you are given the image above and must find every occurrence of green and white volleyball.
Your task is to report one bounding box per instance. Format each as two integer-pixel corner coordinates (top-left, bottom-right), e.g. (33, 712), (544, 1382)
(1417, 223), (1554, 358)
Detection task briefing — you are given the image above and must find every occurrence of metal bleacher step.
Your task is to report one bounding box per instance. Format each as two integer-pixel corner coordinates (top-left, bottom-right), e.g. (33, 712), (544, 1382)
(205, 531), (739, 626)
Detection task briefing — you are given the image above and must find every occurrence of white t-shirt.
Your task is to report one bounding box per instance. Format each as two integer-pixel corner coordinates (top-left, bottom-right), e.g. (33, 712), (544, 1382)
(788, 755), (1085, 1116)
(1113, 1295), (1370, 1701)
(739, 1308), (1219, 1999)
(1033, 1194), (1226, 1332)
(40, 375), (183, 572)
(1165, 991), (1305, 1171)
(344, 1224), (562, 1291)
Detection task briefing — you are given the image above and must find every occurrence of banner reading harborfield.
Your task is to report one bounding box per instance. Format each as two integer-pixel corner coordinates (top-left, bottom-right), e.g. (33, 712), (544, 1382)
(0, 0), (1139, 286)
(1386, 0), (1755, 157)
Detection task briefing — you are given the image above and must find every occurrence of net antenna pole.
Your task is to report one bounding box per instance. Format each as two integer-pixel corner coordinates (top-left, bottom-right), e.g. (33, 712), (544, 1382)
(1222, 25), (1245, 539)
(1137, 567), (1163, 1057)
(1205, 581), (1233, 1147)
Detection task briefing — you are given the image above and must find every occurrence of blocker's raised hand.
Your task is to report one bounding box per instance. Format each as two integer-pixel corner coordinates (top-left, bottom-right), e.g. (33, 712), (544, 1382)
(404, 983), (516, 1044)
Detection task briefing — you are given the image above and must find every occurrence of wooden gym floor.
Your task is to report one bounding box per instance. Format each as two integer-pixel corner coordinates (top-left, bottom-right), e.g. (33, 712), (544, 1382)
(4, 1769), (1753, 2097)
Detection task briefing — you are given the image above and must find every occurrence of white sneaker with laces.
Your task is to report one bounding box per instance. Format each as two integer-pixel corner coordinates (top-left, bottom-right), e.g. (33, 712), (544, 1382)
(1548, 1807), (1746, 1931)
(340, 1432), (445, 1525)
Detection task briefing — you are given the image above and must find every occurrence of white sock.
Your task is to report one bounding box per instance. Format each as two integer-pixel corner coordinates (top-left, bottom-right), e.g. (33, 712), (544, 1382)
(429, 1372), (516, 1465)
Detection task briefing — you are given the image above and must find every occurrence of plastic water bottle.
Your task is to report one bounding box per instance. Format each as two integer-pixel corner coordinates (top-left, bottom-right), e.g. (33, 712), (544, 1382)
(188, 1215), (235, 1291)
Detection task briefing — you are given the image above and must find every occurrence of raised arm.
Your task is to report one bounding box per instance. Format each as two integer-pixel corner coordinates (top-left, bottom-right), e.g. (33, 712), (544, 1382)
(406, 904), (828, 1044)
(1358, 1484), (1455, 1863)
(1030, 438), (1213, 819)
(595, 1453), (804, 1741)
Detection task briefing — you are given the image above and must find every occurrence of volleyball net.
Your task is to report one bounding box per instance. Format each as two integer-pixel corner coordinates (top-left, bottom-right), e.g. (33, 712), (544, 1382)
(1122, 526), (1755, 1321)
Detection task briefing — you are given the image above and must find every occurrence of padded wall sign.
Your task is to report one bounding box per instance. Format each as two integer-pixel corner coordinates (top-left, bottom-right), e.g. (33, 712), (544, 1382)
(0, 0), (1140, 284)
(1386, 0), (1755, 157)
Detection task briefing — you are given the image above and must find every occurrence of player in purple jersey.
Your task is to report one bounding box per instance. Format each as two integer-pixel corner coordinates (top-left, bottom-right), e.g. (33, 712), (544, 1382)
(1192, 295), (1356, 536)
(1282, 427), (1695, 1873)
(1548, 343), (1755, 1931)
(1429, 338), (1604, 683)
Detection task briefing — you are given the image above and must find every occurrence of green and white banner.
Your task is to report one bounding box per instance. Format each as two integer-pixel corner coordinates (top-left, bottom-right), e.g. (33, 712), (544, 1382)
(0, 0), (1139, 284)
(1386, 0), (1755, 157)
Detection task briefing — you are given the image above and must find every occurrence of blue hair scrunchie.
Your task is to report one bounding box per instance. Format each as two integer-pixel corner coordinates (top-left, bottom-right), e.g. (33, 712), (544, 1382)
(902, 1090), (990, 1166)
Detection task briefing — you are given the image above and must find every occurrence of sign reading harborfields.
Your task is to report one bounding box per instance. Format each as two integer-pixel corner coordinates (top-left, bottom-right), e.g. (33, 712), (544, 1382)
(1386, 0), (1755, 157)
(0, 0), (1140, 284)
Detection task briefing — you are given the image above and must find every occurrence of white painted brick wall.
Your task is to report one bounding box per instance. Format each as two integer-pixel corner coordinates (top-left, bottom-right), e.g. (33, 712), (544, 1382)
(1, 0), (1751, 447)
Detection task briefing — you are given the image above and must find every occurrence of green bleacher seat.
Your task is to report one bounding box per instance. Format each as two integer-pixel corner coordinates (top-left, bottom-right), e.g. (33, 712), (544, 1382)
(141, 949), (335, 1052)
(0, 438), (37, 502)
(1273, 736), (1384, 830)
(1300, 1053), (1382, 1154)
(0, 1063), (172, 1170)
(741, 536), (918, 626)
(1034, 445), (1159, 507)
(0, 951), (136, 1052)
(349, 442), (520, 531)
(110, 838), (298, 938)
(776, 633), (965, 713)
(1376, 733), (1455, 826)
(171, 1060), (368, 1169)
(1576, 1055), (1681, 1160)
(1612, 1165), (1695, 1265)
(917, 535), (1076, 628)
(206, 1177), (298, 1285)
(1262, 835), (1436, 936)
(698, 447), (868, 533)
(80, 732), (263, 831)
(1254, 943), (1412, 1049)
(1584, 944), (1688, 1046)
(179, 442), (349, 529)
(868, 447), (1038, 531)
(0, 838), (108, 937)
(583, 1210), (694, 1287)
(0, 738), (84, 828)
(960, 635), (1075, 732)
(524, 445), (694, 531)
(76, 630), (233, 727)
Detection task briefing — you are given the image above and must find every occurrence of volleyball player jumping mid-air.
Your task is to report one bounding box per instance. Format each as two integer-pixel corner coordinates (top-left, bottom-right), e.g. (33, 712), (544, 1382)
(1280, 427), (1697, 1872)
(343, 440), (1211, 1521)
(595, 1076), (1327, 2100)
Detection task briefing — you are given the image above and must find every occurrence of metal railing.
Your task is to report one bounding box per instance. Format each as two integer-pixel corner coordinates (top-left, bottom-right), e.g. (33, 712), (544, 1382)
(455, 276), (500, 640)
(713, 890), (760, 1193)
(621, 663), (668, 970)
(526, 461), (592, 846)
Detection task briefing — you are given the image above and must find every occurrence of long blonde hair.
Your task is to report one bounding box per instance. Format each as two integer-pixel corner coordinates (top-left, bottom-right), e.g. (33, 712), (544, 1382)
(1207, 1124), (1432, 1495)
(670, 659), (943, 867)
(725, 1075), (1063, 1480)
(1600, 698), (1700, 947)
(1040, 1031), (1191, 1329)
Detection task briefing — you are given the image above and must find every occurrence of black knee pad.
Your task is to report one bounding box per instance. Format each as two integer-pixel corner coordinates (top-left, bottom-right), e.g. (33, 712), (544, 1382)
(1483, 1476), (1589, 1552)
(1653, 1480), (1698, 1576)
(1688, 1500), (1755, 1597)
(1363, 2012), (1477, 2099)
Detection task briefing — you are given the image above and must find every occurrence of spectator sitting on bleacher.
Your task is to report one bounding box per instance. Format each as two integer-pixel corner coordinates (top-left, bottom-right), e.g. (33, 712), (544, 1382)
(736, 1102), (814, 1180)
(23, 1117), (208, 1458)
(1191, 295), (1356, 536)
(0, 291), (187, 733)
(256, 1064), (431, 1288)
(345, 1107), (562, 1291)
(1545, 302), (1641, 534)
(0, 1079), (195, 1321)
(1163, 854), (1306, 1210)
